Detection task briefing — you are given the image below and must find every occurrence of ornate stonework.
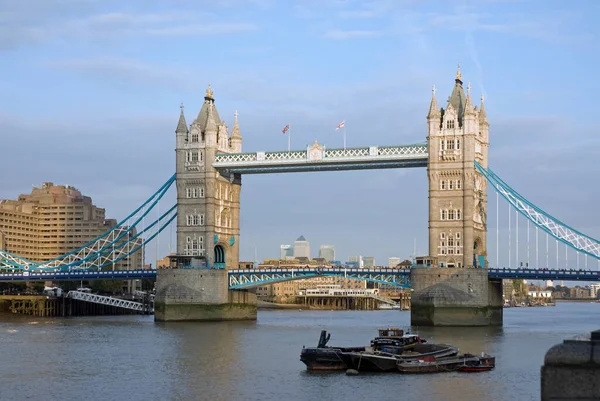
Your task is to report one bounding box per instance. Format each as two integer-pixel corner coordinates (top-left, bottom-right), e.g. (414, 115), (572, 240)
(307, 140), (324, 161)
(175, 86), (241, 269)
(427, 71), (489, 268)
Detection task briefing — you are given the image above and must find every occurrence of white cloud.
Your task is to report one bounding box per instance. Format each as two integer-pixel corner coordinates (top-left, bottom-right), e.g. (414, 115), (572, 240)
(0, 4), (258, 49)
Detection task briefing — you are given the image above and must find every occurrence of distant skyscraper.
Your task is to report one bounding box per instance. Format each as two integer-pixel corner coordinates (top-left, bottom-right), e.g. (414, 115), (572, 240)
(293, 235), (310, 259)
(363, 256), (375, 267)
(280, 244), (293, 260)
(319, 245), (335, 261)
(388, 257), (401, 268)
(349, 255), (363, 268)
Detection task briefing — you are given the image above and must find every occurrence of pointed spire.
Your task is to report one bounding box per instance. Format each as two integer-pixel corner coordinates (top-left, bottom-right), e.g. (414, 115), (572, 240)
(464, 82), (475, 116)
(176, 102), (188, 133)
(456, 63), (462, 83)
(231, 110), (242, 138)
(479, 94), (488, 124)
(205, 102), (218, 133)
(427, 85), (441, 119)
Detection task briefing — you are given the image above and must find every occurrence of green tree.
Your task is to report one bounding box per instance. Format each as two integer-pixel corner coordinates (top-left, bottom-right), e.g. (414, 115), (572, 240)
(89, 266), (125, 294)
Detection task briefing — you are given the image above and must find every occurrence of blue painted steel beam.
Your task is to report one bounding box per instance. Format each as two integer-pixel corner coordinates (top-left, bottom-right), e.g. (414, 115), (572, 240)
(228, 268), (411, 289)
(214, 159), (428, 175)
(487, 268), (600, 281)
(0, 269), (157, 281)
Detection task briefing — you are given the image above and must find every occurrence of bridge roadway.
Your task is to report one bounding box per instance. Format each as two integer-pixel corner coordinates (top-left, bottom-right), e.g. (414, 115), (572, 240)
(0, 267), (598, 286)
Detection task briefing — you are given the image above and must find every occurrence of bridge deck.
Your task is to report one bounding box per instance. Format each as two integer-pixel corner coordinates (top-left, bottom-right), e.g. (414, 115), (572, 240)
(0, 267), (598, 284)
(213, 144), (428, 175)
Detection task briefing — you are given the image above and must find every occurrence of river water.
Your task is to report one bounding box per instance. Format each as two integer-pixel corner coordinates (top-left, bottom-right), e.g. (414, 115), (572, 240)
(0, 302), (597, 401)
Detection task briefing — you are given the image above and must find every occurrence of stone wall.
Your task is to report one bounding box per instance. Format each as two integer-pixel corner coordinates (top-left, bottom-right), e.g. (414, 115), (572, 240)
(541, 330), (600, 400)
(410, 268), (502, 326)
(155, 269), (257, 322)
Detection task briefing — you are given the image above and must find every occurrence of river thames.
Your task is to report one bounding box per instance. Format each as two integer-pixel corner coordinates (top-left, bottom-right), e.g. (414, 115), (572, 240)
(0, 302), (597, 401)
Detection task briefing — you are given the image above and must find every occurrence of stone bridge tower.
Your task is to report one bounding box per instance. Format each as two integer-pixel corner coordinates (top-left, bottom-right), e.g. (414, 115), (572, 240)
(155, 85), (256, 322)
(427, 65), (489, 268)
(411, 66), (502, 326)
(173, 85), (242, 270)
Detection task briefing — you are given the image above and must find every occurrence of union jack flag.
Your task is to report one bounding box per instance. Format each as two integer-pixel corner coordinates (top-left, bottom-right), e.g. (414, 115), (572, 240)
(336, 121), (345, 130)
(282, 124), (290, 134)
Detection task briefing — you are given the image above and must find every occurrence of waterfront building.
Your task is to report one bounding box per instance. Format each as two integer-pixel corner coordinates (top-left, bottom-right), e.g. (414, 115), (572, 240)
(590, 283), (600, 299)
(0, 182), (141, 267)
(293, 235), (310, 259)
(0, 182), (142, 290)
(363, 256), (375, 267)
(388, 257), (401, 268)
(280, 244), (294, 260)
(318, 245), (335, 262)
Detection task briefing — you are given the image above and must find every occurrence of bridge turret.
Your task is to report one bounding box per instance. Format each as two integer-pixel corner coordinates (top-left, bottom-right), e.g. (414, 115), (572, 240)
(462, 82), (477, 135)
(230, 110), (242, 153)
(205, 102), (218, 148)
(427, 85), (441, 130)
(175, 103), (188, 148)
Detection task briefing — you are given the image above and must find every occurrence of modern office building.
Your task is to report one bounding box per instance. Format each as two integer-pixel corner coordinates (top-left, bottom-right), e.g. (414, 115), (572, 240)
(363, 256), (375, 267)
(280, 244), (294, 260)
(293, 235), (310, 259)
(0, 182), (142, 273)
(388, 257), (401, 268)
(348, 255), (363, 268)
(318, 245), (335, 262)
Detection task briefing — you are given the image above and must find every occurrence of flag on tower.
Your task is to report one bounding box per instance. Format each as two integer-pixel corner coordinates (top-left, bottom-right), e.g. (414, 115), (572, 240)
(282, 124), (290, 134)
(336, 121), (345, 130)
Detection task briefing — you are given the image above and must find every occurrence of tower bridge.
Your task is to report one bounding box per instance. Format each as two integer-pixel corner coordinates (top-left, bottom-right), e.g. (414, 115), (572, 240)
(1, 67), (599, 326)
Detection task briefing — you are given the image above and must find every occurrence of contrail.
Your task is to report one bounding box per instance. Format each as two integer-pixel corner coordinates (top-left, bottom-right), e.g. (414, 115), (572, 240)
(459, 0), (486, 100)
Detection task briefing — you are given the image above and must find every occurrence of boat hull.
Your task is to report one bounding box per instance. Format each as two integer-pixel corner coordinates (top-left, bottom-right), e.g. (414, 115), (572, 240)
(347, 344), (459, 373)
(300, 347), (364, 371)
(397, 354), (495, 374)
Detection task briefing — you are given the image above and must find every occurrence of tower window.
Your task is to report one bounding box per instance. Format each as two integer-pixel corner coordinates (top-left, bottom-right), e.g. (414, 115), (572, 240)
(457, 180), (462, 189)
(191, 133), (199, 142)
(456, 139), (460, 150)
(449, 181), (454, 190)
(446, 120), (455, 129)
(440, 180), (446, 190)
(441, 210), (447, 220)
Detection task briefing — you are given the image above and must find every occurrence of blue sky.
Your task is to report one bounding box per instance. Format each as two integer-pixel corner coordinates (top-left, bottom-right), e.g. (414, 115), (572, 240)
(1, 0), (599, 268)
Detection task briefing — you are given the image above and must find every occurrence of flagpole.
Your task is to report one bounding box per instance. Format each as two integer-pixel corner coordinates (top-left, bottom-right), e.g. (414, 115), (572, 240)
(288, 125), (291, 152)
(343, 125), (347, 150)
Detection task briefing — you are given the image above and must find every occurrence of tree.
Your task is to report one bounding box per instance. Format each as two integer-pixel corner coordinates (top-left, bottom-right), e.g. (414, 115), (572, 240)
(89, 266), (125, 294)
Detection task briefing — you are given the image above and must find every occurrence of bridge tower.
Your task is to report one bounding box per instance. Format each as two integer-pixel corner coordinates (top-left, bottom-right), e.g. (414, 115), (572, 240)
(411, 65), (503, 326)
(155, 85), (257, 322)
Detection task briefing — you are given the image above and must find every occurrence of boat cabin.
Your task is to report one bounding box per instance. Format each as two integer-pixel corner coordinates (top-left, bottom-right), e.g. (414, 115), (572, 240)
(377, 328), (404, 338)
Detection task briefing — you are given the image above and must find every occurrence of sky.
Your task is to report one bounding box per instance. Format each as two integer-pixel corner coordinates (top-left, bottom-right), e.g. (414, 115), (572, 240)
(1, 0), (599, 268)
